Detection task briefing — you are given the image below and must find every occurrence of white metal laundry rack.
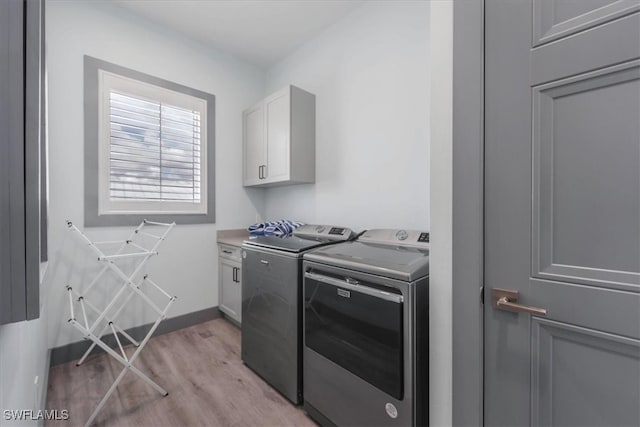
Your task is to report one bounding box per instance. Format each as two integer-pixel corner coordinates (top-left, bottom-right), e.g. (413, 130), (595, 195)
(65, 219), (177, 427)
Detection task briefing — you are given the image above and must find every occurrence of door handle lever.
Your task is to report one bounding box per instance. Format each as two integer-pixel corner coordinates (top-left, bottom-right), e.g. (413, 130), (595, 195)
(492, 288), (547, 316)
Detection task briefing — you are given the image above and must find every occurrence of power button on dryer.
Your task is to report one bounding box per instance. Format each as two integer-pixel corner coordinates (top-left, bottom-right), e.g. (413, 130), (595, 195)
(385, 403), (398, 419)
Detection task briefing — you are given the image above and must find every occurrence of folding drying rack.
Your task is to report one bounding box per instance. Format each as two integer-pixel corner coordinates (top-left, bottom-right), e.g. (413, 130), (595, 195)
(65, 219), (177, 427)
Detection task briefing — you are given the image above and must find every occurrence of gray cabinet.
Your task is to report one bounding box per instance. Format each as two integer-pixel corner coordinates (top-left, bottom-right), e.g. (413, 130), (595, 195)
(243, 85), (315, 187)
(0, 0), (47, 325)
(218, 244), (242, 324)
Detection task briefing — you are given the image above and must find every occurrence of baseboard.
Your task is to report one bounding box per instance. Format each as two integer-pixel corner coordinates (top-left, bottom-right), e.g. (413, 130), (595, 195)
(49, 307), (221, 366)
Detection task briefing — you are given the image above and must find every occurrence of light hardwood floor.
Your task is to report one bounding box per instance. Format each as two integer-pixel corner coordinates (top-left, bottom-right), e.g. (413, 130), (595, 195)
(46, 318), (317, 427)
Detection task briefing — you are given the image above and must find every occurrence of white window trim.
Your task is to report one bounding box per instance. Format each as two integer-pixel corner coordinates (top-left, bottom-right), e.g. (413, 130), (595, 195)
(97, 70), (208, 216)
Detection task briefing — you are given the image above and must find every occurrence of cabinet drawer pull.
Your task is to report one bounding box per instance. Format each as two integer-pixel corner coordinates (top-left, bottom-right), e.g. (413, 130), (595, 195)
(222, 250), (232, 254)
(260, 260), (269, 265)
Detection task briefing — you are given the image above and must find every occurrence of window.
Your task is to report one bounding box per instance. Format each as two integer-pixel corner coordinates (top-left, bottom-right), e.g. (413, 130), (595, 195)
(99, 71), (207, 215)
(85, 56), (215, 226)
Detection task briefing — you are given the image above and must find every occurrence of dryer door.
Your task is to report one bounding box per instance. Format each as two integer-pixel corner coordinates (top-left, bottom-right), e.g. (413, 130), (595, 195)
(304, 270), (404, 399)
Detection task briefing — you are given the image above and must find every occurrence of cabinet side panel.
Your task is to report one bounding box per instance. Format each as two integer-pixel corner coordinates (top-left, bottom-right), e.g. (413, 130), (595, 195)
(0, 0), (13, 323)
(24, 0), (42, 320)
(290, 86), (316, 184)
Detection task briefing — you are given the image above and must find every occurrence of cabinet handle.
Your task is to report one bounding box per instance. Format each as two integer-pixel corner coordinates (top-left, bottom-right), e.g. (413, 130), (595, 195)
(258, 164), (268, 180)
(232, 267), (237, 282)
(222, 250), (232, 254)
(259, 165), (268, 180)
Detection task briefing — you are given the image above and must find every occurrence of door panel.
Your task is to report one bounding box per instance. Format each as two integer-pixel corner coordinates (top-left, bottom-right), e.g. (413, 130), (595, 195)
(243, 103), (264, 185)
(235, 266), (242, 311)
(219, 259), (240, 321)
(533, 0), (639, 46)
(264, 90), (290, 183)
(529, 279), (640, 339)
(530, 11), (640, 85)
(485, 1), (640, 425)
(533, 61), (640, 289)
(531, 318), (640, 427)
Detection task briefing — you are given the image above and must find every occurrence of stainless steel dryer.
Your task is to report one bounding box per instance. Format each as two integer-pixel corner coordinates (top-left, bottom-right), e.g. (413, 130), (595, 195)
(302, 229), (430, 427)
(241, 225), (354, 405)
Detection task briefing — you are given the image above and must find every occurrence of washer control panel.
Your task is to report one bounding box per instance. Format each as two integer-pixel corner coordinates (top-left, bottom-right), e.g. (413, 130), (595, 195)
(294, 224), (355, 241)
(359, 229), (430, 249)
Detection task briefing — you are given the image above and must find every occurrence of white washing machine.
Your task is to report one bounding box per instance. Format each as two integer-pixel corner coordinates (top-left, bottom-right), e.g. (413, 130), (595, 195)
(241, 225), (355, 404)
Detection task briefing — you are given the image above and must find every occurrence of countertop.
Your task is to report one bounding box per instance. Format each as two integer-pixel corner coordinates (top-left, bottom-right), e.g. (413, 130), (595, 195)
(217, 229), (249, 248)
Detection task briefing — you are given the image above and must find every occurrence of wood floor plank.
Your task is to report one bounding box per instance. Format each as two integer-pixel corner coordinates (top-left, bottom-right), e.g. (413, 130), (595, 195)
(46, 319), (316, 427)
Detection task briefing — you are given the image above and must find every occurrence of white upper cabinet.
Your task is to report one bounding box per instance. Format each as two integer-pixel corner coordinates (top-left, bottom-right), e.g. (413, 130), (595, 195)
(243, 85), (315, 187)
(243, 103), (264, 186)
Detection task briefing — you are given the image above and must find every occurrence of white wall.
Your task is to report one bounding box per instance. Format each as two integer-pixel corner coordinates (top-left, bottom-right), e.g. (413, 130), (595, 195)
(45, 0), (265, 349)
(0, 309), (48, 426)
(260, 2), (449, 425)
(261, 1), (430, 231)
(429, 2), (453, 427)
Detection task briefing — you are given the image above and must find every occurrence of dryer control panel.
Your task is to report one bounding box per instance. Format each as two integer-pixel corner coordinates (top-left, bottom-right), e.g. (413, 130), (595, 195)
(358, 229), (430, 249)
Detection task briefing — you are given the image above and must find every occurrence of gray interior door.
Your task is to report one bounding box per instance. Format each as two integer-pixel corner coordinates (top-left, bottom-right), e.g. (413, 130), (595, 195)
(484, 1), (640, 426)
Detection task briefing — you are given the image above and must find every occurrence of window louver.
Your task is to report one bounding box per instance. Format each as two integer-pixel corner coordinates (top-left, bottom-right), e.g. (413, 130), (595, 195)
(108, 91), (201, 203)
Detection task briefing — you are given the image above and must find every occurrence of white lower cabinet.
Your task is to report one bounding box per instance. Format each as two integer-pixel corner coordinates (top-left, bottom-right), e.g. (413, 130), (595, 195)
(218, 244), (242, 324)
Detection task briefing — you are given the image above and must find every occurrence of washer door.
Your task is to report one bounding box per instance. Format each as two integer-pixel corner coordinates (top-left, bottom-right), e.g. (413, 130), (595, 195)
(304, 270), (404, 399)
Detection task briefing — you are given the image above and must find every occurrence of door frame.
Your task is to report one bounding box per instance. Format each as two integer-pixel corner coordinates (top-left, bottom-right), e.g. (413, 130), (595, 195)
(452, 0), (485, 425)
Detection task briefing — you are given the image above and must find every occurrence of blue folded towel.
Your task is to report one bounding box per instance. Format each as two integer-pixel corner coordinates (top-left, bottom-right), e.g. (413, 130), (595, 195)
(248, 219), (304, 237)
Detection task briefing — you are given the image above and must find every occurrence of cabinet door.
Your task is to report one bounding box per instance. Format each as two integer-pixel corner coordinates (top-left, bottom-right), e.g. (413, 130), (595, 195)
(219, 258), (241, 323)
(234, 265), (242, 322)
(264, 88), (291, 183)
(0, 0), (26, 324)
(0, 0), (45, 324)
(243, 103), (265, 186)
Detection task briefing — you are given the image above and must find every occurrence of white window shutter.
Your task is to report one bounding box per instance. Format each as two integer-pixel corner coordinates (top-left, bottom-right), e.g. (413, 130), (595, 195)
(108, 91), (202, 204)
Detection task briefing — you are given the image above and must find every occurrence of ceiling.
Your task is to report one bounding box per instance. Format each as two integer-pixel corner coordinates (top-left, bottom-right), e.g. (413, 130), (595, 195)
(112, 0), (365, 68)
